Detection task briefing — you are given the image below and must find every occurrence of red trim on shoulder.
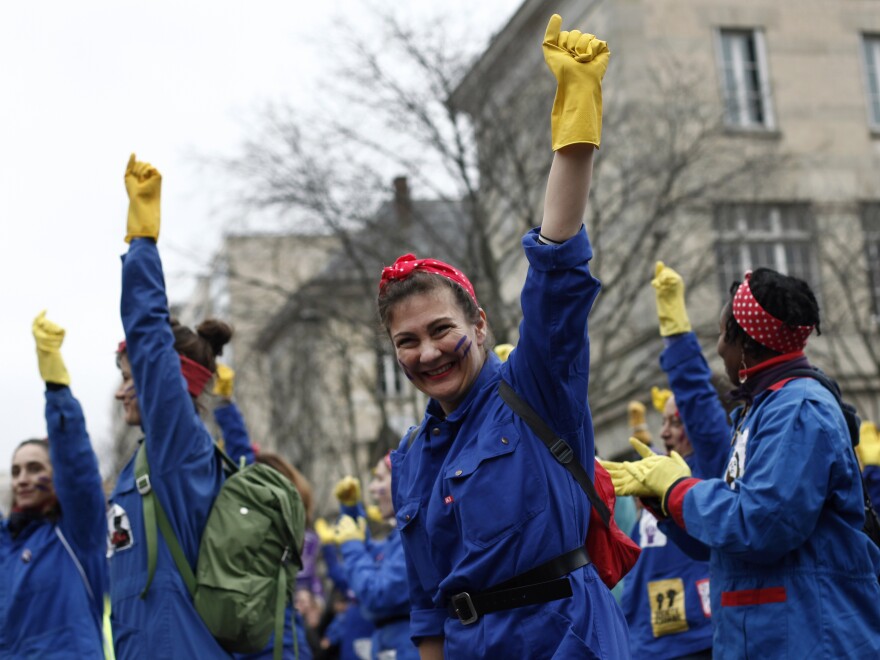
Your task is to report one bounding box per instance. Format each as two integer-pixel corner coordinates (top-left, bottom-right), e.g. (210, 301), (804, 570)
(665, 477), (700, 528)
(721, 586), (787, 607)
(768, 377), (797, 392)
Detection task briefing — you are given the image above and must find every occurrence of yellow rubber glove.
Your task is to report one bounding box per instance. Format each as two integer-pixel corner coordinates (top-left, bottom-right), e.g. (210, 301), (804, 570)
(32, 310), (70, 386)
(213, 364), (235, 399)
(366, 505), (384, 524)
(651, 386), (673, 413)
(858, 421), (880, 468)
(334, 476), (361, 507)
(598, 439), (658, 498)
(542, 14), (610, 150)
(625, 437), (691, 512)
(494, 344), (514, 363)
(333, 515), (367, 545)
(313, 518), (336, 545)
(651, 261), (692, 337)
(124, 153), (162, 244)
(627, 401), (651, 445)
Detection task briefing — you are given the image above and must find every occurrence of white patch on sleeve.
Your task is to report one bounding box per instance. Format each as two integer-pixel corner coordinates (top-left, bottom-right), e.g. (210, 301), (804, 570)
(639, 509), (668, 548)
(725, 427), (749, 489)
(107, 503), (134, 557)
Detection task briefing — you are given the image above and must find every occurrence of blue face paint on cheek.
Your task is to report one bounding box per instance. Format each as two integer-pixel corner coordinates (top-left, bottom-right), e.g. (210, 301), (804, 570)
(35, 476), (52, 492)
(460, 339), (473, 360)
(454, 336), (467, 352)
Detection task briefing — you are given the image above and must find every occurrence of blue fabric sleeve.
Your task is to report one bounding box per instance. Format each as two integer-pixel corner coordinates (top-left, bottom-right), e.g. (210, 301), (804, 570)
(321, 543), (350, 593)
(656, 518), (711, 561)
(512, 226), (599, 459)
(399, 527), (445, 639)
(683, 390), (854, 562)
(45, 387), (106, 555)
(339, 537), (409, 621)
(864, 465), (880, 509)
(214, 401), (255, 466)
(659, 332), (731, 480)
(121, 237), (222, 565)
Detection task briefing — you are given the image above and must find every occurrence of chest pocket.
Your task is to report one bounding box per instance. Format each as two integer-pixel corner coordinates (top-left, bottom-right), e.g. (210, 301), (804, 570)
(444, 423), (546, 548)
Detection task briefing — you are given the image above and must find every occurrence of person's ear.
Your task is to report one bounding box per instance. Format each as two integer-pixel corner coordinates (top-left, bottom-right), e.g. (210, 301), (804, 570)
(475, 309), (488, 343)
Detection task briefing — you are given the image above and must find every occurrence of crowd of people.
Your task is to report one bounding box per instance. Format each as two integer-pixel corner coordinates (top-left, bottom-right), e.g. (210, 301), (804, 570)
(3, 11), (880, 659)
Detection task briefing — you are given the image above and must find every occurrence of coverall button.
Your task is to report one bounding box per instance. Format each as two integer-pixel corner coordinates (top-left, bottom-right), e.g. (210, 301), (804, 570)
(405, 514), (411, 521)
(432, 427), (441, 435)
(501, 437), (509, 445)
(455, 469), (463, 476)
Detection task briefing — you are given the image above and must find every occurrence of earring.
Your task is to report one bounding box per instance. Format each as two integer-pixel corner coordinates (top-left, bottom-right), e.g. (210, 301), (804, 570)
(739, 351), (748, 384)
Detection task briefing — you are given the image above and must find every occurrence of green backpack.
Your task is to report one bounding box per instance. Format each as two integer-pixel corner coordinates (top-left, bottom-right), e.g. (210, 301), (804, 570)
(135, 443), (306, 659)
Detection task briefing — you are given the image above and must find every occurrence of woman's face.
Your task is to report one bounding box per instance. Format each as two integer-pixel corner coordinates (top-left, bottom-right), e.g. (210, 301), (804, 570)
(388, 287), (487, 415)
(11, 443), (55, 511)
(115, 353), (142, 427)
(660, 395), (692, 457)
(716, 305), (742, 385)
(369, 459), (394, 520)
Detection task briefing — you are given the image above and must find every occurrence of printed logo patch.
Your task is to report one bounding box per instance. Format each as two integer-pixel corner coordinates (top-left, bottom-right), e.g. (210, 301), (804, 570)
(648, 578), (689, 638)
(725, 427), (749, 489)
(639, 509), (668, 548)
(107, 503), (134, 557)
(444, 495), (455, 505)
(696, 578), (711, 617)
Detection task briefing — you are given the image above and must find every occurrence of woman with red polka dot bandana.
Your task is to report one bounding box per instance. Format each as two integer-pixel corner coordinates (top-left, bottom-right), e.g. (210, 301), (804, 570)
(604, 267), (880, 658)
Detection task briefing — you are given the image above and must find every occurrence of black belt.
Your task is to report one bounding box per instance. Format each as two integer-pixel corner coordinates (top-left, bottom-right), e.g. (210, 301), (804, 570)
(447, 546), (590, 625)
(373, 613), (409, 629)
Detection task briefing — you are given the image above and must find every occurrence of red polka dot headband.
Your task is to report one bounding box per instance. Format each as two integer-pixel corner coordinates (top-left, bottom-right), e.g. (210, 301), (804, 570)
(379, 254), (478, 306)
(732, 271), (814, 354)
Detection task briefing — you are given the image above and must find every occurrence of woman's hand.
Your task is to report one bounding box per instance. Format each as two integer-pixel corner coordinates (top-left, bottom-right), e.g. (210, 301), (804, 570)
(32, 310), (70, 385)
(124, 153), (162, 243)
(652, 261), (692, 336)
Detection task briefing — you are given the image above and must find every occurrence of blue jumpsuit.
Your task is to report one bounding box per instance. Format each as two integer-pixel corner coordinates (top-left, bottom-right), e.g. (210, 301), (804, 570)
(668, 364), (880, 658)
(864, 465), (880, 509)
(108, 237), (228, 658)
(391, 227), (630, 659)
(340, 527), (419, 660)
(214, 401), (312, 660)
(0, 386), (107, 658)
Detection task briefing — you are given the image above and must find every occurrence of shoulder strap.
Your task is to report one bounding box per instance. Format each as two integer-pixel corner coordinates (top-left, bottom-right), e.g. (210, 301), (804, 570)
(135, 442), (197, 599)
(497, 380), (611, 528)
(54, 526), (96, 604)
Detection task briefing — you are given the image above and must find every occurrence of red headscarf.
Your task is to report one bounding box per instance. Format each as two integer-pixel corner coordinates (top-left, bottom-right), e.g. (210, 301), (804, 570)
(732, 271), (814, 354)
(117, 340), (213, 397)
(379, 254), (478, 306)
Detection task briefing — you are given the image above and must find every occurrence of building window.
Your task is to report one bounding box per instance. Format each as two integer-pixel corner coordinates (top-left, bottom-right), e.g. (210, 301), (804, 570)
(863, 34), (880, 129)
(713, 204), (819, 294)
(378, 350), (406, 398)
(716, 29), (775, 130)
(863, 203), (880, 318)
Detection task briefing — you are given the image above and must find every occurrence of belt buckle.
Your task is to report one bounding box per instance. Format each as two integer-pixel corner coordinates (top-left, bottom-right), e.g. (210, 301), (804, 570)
(451, 592), (479, 625)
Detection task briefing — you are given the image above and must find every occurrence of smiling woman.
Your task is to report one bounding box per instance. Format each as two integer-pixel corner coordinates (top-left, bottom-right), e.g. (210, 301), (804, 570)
(373, 14), (628, 660)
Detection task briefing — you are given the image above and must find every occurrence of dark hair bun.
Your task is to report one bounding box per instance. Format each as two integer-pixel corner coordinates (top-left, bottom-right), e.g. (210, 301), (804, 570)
(196, 319), (234, 358)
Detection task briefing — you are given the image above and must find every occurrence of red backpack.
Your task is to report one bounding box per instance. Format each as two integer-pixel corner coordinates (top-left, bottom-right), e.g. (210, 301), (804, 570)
(499, 381), (641, 589)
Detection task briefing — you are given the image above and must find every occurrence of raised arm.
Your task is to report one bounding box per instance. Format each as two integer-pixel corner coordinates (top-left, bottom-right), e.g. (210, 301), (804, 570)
(212, 365), (256, 466)
(539, 14), (608, 242)
(33, 312), (105, 558)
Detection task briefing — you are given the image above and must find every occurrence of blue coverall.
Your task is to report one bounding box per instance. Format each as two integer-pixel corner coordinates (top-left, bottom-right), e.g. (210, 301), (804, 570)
(0, 387), (107, 658)
(214, 401), (312, 660)
(340, 527), (419, 659)
(108, 238), (228, 658)
(391, 227), (630, 658)
(668, 355), (880, 658)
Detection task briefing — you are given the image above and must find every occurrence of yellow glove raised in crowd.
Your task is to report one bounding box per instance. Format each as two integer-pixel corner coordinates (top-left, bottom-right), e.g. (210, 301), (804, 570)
(32, 310), (70, 386)
(858, 421), (880, 468)
(366, 505), (384, 524)
(652, 261), (692, 337)
(124, 153), (162, 244)
(494, 344), (514, 363)
(332, 515), (367, 545)
(651, 386), (673, 413)
(542, 14), (610, 150)
(333, 476), (361, 507)
(627, 401), (651, 445)
(213, 364), (235, 399)
(313, 518), (336, 545)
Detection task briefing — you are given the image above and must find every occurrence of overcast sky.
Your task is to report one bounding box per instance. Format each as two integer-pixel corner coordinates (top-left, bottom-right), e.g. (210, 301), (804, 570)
(0, 1), (521, 481)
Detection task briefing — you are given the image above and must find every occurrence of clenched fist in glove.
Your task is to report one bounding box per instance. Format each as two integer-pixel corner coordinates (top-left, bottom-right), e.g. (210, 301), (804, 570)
(124, 153), (162, 243)
(652, 261), (692, 337)
(542, 14), (610, 150)
(334, 476), (362, 507)
(32, 310), (70, 386)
